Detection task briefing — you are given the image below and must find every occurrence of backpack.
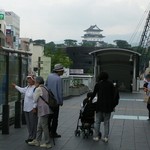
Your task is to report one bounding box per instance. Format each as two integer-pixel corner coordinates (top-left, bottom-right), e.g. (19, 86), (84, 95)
(40, 86), (58, 111)
(113, 85), (120, 107)
(143, 82), (148, 88)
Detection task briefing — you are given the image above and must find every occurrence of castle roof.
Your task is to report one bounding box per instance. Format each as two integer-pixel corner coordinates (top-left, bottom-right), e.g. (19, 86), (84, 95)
(84, 25), (103, 32)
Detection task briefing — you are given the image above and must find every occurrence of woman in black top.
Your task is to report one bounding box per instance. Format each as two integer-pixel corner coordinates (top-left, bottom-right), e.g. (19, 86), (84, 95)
(91, 72), (119, 143)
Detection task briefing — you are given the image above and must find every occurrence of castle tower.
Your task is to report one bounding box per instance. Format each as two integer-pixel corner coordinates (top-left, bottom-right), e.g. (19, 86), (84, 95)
(82, 25), (105, 47)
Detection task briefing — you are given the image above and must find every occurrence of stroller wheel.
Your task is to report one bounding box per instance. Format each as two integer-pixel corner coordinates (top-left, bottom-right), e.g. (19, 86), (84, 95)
(74, 130), (80, 136)
(89, 130), (93, 136)
(82, 129), (89, 139)
(83, 133), (88, 139)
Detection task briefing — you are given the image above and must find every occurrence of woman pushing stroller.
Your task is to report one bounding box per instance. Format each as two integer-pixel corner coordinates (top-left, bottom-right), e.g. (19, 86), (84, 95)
(90, 72), (119, 143)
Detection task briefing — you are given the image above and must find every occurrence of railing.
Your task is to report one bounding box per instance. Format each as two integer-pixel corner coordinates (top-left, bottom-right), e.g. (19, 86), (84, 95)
(62, 75), (94, 98)
(0, 75), (94, 133)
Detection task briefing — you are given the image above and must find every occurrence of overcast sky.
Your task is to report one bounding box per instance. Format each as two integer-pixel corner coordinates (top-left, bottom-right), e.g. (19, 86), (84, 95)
(1, 0), (150, 45)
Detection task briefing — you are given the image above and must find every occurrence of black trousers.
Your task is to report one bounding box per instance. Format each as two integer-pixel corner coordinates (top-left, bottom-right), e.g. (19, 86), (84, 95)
(48, 106), (60, 134)
(147, 104), (150, 119)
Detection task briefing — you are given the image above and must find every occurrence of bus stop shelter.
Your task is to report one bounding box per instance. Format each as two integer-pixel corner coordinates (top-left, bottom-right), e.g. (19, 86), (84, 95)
(89, 48), (141, 92)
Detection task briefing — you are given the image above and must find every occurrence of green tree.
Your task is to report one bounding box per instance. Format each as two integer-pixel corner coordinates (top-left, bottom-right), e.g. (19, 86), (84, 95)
(105, 43), (116, 48)
(114, 40), (131, 49)
(44, 41), (56, 56)
(33, 39), (45, 45)
(64, 39), (77, 47)
(81, 41), (96, 47)
(44, 44), (72, 69)
(50, 49), (73, 69)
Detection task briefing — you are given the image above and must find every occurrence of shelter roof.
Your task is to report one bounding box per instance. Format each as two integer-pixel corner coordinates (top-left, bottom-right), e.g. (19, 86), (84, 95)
(89, 48), (141, 56)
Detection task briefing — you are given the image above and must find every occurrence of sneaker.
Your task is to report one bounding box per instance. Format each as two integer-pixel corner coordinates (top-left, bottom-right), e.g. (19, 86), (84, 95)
(102, 137), (108, 143)
(28, 139), (40, 146)
(25, 139), (33, 143)
(40, 143), (52, 148)
(93, 137), (99, 141)
(50, 133), (61, 138)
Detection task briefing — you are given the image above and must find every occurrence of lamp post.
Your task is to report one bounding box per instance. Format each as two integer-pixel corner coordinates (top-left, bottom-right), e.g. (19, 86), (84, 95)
(2, 53), (9, 134)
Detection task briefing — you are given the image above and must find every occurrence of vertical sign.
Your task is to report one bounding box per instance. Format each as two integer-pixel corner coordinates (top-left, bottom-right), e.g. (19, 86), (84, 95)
(0, 12), (5, 20)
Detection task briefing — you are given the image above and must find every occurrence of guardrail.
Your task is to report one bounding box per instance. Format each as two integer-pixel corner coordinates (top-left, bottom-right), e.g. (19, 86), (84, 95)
(0, 75), (94, 133)
(62, 75), (94, 97)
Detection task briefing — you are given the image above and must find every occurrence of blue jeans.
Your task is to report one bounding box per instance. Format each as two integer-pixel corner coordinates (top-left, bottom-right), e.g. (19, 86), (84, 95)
(94, 112), (111, 138)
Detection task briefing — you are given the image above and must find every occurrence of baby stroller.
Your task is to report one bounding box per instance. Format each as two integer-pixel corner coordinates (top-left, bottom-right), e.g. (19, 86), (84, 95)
(74, 92), (97, 138)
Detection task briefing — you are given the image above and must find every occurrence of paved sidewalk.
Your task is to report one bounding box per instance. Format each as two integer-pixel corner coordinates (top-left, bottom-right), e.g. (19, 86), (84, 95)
(0, 91), (150, 150)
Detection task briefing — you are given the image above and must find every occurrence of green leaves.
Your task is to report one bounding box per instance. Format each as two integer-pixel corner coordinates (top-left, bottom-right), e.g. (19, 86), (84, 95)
(113, 40), (131, 49)
(44, 42), (72, 69)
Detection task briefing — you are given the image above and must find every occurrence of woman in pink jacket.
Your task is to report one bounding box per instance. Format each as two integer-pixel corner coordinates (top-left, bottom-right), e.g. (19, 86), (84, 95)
(28, 76), (53, 149)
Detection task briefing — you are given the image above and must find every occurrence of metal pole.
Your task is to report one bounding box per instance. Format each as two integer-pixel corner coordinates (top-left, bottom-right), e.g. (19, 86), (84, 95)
(94, 54), (97, 83)
(14, 54), (22, 128)
(2, 53), (9, 134)
(22, 55), (28, 125)
(132, 55), (137, 92)
(38, 57), (41, 76)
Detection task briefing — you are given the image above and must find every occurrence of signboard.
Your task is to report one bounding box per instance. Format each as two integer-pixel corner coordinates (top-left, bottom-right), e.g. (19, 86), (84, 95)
(0, 14), (4, 20)
(70, 69), (84, 75)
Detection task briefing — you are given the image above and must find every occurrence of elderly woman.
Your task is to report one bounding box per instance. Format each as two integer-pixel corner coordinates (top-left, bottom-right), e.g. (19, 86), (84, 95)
(12, 74), (37, 143)
(28, 76), (53, 149)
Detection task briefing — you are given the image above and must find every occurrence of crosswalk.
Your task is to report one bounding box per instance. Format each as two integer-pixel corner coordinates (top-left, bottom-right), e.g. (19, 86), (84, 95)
(113, 114), (148, 120)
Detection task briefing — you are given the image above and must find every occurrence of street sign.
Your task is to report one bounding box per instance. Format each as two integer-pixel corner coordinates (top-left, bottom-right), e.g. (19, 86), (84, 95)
(0, 14), (4, 20)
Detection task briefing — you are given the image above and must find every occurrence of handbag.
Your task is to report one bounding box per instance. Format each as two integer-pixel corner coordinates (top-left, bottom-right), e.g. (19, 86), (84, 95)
(148, 97), (150, 104)
(144, 95), (149, 103)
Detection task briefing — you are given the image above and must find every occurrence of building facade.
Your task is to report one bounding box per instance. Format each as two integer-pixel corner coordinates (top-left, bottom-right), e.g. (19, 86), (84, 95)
(0, 10), (6, 46)
(0, 10), (20, 49)
(5, 11), (20, 49)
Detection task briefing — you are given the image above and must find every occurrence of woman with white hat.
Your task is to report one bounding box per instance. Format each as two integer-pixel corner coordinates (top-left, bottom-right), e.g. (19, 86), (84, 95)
(12, 74), (38, 143)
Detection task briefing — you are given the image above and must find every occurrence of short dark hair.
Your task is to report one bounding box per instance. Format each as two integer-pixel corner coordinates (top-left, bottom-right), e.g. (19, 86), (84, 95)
(35, 76), (44, 84)
(145, 74), (150, 79)
(98, 72), (109, 81)
(87, 92), (93, 98)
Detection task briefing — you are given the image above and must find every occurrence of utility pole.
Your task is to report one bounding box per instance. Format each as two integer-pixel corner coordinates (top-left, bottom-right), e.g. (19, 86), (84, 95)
(38, 57), (41, 76)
